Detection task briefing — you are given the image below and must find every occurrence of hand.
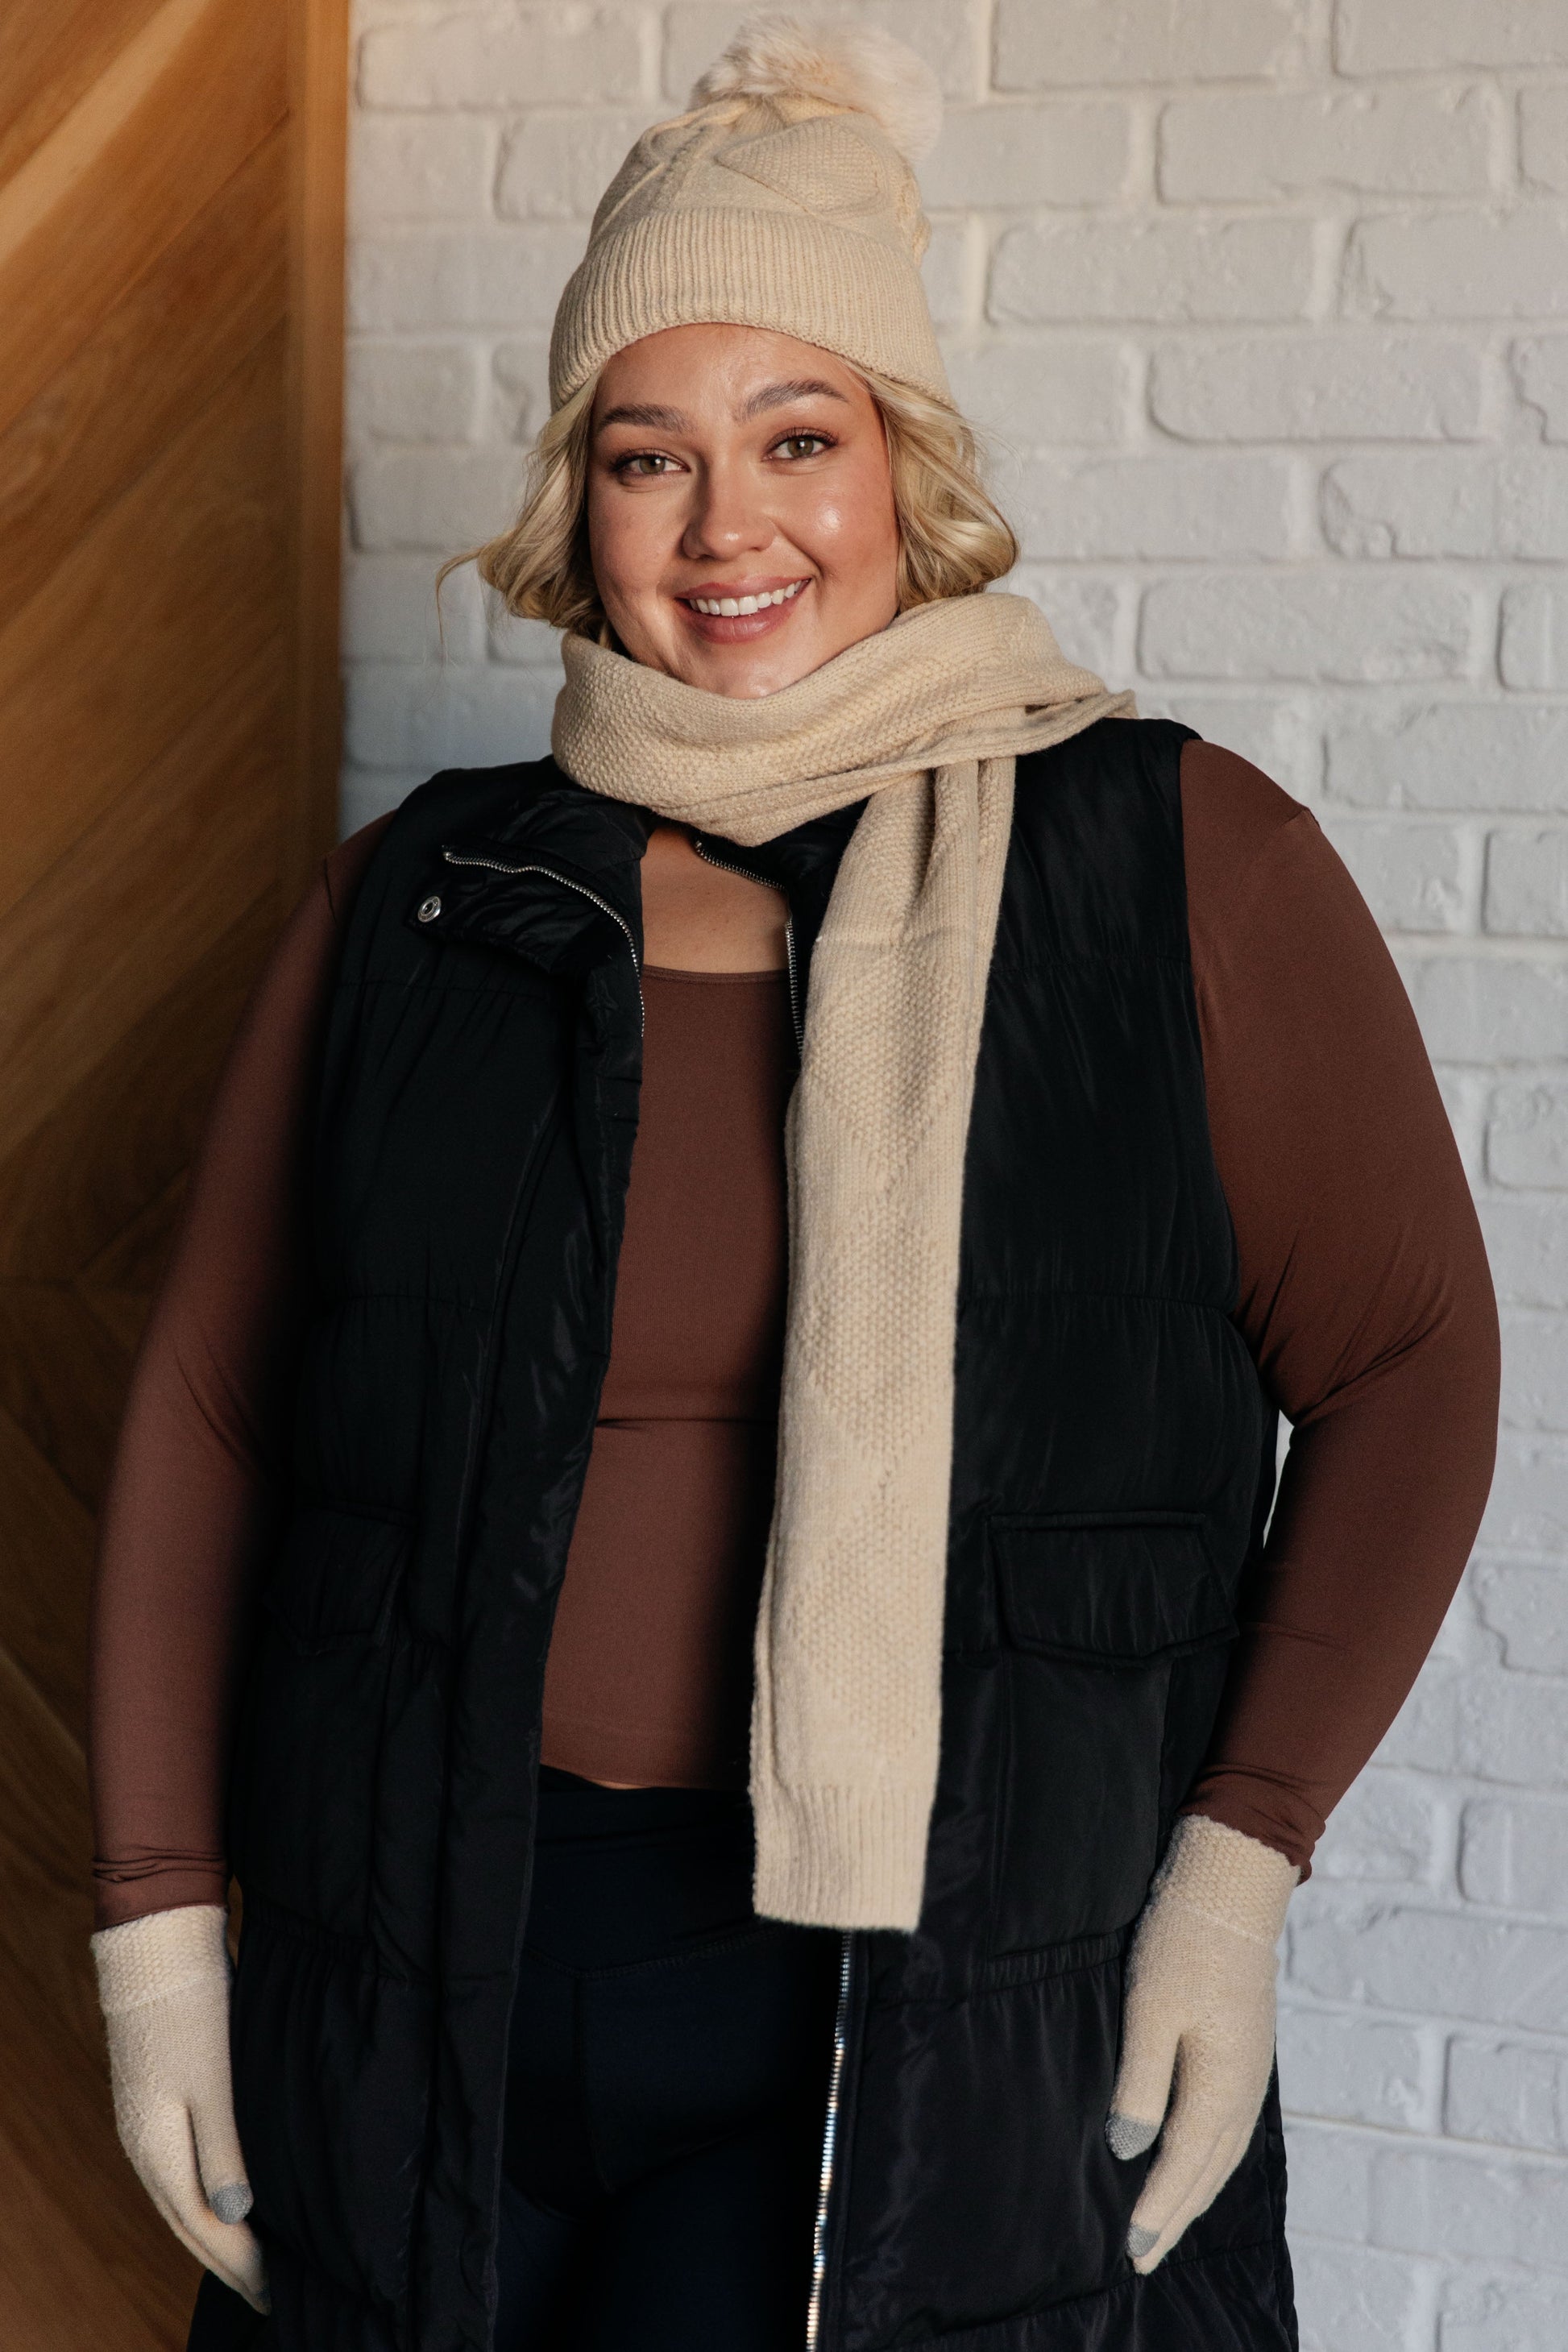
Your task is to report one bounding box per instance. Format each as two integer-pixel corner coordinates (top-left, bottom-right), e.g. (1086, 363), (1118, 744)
(1105, 1814), (1297, 2275)
(91, 1904), (269, 2313)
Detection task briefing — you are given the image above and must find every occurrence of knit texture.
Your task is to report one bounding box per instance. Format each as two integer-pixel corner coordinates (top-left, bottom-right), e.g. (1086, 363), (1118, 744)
(92, 1904), (269, 2309)
(553, 591), (1133, 1928)
(1107, 1815), (1299, 2273)
(547, 16), (950, 407)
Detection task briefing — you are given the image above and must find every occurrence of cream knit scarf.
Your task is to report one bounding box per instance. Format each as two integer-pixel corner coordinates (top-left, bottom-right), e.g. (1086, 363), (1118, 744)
(554, 593), (1134, 1929)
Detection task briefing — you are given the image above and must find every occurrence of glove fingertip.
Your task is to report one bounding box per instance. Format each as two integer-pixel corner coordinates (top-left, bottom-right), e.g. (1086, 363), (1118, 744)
(1127, 2223), (1160, 2264)
(1106, 2113), (1159, 2161)
(209, 2183), (253, 2225)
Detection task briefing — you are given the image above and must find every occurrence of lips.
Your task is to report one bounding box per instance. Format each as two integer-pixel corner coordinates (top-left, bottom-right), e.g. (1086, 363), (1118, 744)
(681, 579), (810, 617)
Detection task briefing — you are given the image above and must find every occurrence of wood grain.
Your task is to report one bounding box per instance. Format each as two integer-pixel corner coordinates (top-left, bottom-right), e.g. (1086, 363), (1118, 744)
(0, 0), (287, 436)
(0, 127), (288, 622)
(0, 0), (347, 2332)
(0, 338), (288, 929)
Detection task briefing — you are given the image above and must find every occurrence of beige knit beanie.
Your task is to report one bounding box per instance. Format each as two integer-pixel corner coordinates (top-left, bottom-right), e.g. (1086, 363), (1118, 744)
(547, 14), (950, 411)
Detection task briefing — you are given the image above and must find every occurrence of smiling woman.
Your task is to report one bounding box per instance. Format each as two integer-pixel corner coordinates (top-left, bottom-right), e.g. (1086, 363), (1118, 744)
(461, 325), (1016, 683)
(85, 15), (1499, 2352)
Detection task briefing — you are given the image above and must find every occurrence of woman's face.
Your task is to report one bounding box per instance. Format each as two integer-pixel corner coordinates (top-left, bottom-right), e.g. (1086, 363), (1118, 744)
(585, 323), (902, 699)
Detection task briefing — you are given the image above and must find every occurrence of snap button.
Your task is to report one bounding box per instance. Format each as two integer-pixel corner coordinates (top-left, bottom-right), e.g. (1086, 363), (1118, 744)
(417, 894), (442, 923)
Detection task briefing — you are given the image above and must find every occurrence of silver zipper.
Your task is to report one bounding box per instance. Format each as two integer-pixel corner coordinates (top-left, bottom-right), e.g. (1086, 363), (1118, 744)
(807, 1931), (854, 2351)
(439, 850), (644, 1034)
(690, 837), (804, 1060)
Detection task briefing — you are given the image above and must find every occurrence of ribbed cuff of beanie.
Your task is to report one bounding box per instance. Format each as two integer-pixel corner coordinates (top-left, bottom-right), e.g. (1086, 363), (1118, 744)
(750, 1782), (931, 1931)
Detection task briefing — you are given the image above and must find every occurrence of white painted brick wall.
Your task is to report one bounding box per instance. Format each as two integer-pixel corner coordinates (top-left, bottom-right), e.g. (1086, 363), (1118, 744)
(341, 4), (1568, 2342)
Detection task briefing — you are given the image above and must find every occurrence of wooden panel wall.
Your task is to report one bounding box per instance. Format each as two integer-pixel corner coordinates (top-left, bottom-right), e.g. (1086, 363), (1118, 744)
(0, 0), (346, 2338)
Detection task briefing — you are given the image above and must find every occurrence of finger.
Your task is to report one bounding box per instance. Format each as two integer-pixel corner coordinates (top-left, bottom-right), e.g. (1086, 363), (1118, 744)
(1129, 2122), (1251, 2274)
(191, 2087), (252, 2226)
(134, 2105), (270, 2313)
(1107, 2008), (1180, 2160)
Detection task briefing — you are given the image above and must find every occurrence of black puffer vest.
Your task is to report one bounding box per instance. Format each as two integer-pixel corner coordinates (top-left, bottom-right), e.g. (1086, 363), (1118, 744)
(228, 716), (1296, 2352)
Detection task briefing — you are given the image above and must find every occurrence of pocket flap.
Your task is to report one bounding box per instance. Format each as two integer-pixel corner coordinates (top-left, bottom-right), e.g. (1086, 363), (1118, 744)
(261, 1506), (410, 1653)
(992, 1512), (1234, 1665)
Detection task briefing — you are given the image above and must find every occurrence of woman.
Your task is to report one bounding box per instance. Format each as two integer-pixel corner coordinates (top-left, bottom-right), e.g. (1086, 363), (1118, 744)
(88, 20), (1499, 2352)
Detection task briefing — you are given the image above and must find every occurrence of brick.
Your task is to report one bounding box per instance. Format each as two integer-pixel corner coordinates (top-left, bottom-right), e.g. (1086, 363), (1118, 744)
(1325, 705), (1568, 814)
(1400, 953), (1568, 1062)
(492, 340), (553, 443)
(1139, 573), (1474, 684)
(1148, 334), (1483, 442)
(1335, 0), (1568, 73)
(1440, 2268), (1568, 2350)
(920, 104), (1131, 211)
(1322, 451), (1568, 560)
(1446, 2034), (1568, 2152)
(1461, 1790), (1568, 1910)
(1320, 819), (1469, 933)
(1137, 694), (1319, 796)
(1276, 2005), (1432, 2129)
(1484, 1437), (1568, 1552)
(1489, 1083), (1568, 1188)
(345, 343), (482, 444)
(345, 662), (558, 772)
(350, 447), (524, 553)
(496, 112), (655, 222)
(350, 115), (495, 223)
(991, 218), (1314, 326)
(944, 339), (1126, 446)
(1160, 87), (1493, 204)
(923, 219), (975, 332)
(487, 610), (567, 670)
(1288, 1892), (1568, 2030)
(1500, 582), (1568, 691)
(1280, 2120), (1377, 2242)
(342, 551), (487, 664)
(1513, 337), (1568, 439)
(1487, 827), (1568, 931)
(1372, 2140), (1568, 2272)
(1290, 2238), (1426, 2352)
(1314, 1773), (1443, 1883)
(995, 0), (1307, 88)
(1346, 209), (1568, 321)
(662, 2), (982, 104)
(1522, 87), (1568, 191)
(358, 8), (647, 110)
(1501, 1311), (1568, 1431)
(1013, 454), (1292, 562)
(1480, 1197), (1568, 1305)
(341, 765), (423, 837)
(1008, 572), (1123, 679)
(350, 227), (585, 335)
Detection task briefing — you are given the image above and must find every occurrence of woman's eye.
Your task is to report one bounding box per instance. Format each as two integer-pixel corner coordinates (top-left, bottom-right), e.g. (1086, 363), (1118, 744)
(616, 452), (676, 477)
(774, 433), (831, 460)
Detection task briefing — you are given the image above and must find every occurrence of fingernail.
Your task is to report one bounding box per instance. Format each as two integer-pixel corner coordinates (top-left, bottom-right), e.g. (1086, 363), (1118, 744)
(1127, 2223), (1159, 2260)
(1106, 2113), (1159, 2159)
(210, 2183), (253, 2225)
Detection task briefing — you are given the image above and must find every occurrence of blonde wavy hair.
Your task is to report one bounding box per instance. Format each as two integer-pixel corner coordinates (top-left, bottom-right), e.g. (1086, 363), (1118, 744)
(450, 363), (1018, 642)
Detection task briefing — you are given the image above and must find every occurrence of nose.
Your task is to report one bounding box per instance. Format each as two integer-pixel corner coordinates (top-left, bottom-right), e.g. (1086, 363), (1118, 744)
(680, 455), (774, 563)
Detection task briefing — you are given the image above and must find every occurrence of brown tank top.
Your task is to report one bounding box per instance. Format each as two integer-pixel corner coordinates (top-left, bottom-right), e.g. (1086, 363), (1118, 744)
(538, 964), (796, 1788)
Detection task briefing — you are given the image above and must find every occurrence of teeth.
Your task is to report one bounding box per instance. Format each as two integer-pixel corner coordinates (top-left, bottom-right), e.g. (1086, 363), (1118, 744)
(688, 581), (807, 616)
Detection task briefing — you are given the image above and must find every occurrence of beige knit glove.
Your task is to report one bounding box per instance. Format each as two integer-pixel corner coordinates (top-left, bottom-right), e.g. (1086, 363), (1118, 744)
(91, 1905), (268, 2313)
(1105, 1815), (1298, 2275)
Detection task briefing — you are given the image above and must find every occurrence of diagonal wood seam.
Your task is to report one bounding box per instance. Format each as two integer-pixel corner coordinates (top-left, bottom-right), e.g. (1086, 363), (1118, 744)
(0, 0), (222, 261)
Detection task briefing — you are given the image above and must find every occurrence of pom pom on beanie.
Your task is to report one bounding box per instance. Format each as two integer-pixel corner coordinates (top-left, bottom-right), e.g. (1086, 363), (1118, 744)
(690, 15), (944, 166)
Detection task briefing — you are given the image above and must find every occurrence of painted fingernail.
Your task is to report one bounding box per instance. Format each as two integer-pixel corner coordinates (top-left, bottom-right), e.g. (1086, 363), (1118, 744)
(1106, 2113), (1159, 2159)
(210, 2183), (253, 2225)
(1127, 2224), (1159, 2260)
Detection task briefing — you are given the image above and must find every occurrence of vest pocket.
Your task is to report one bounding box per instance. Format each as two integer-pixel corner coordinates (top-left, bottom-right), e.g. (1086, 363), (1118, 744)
(260, 1504), (411, 1653)
(987, 1511), (1236, 1956)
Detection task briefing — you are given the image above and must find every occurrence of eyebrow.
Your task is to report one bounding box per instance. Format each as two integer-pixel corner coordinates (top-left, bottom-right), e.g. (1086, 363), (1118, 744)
(594, 379), (852, 435)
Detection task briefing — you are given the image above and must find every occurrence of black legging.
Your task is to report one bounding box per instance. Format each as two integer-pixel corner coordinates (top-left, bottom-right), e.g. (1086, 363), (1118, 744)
(189, 1771), (836, 2350)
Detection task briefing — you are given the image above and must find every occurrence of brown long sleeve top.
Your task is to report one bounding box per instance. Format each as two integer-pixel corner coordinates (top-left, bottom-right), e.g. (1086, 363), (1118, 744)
(86, 742), (1500, 1928)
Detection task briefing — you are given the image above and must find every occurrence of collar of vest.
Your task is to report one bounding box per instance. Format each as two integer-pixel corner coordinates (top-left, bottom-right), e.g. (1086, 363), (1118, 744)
(406, 759), (865, 978)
